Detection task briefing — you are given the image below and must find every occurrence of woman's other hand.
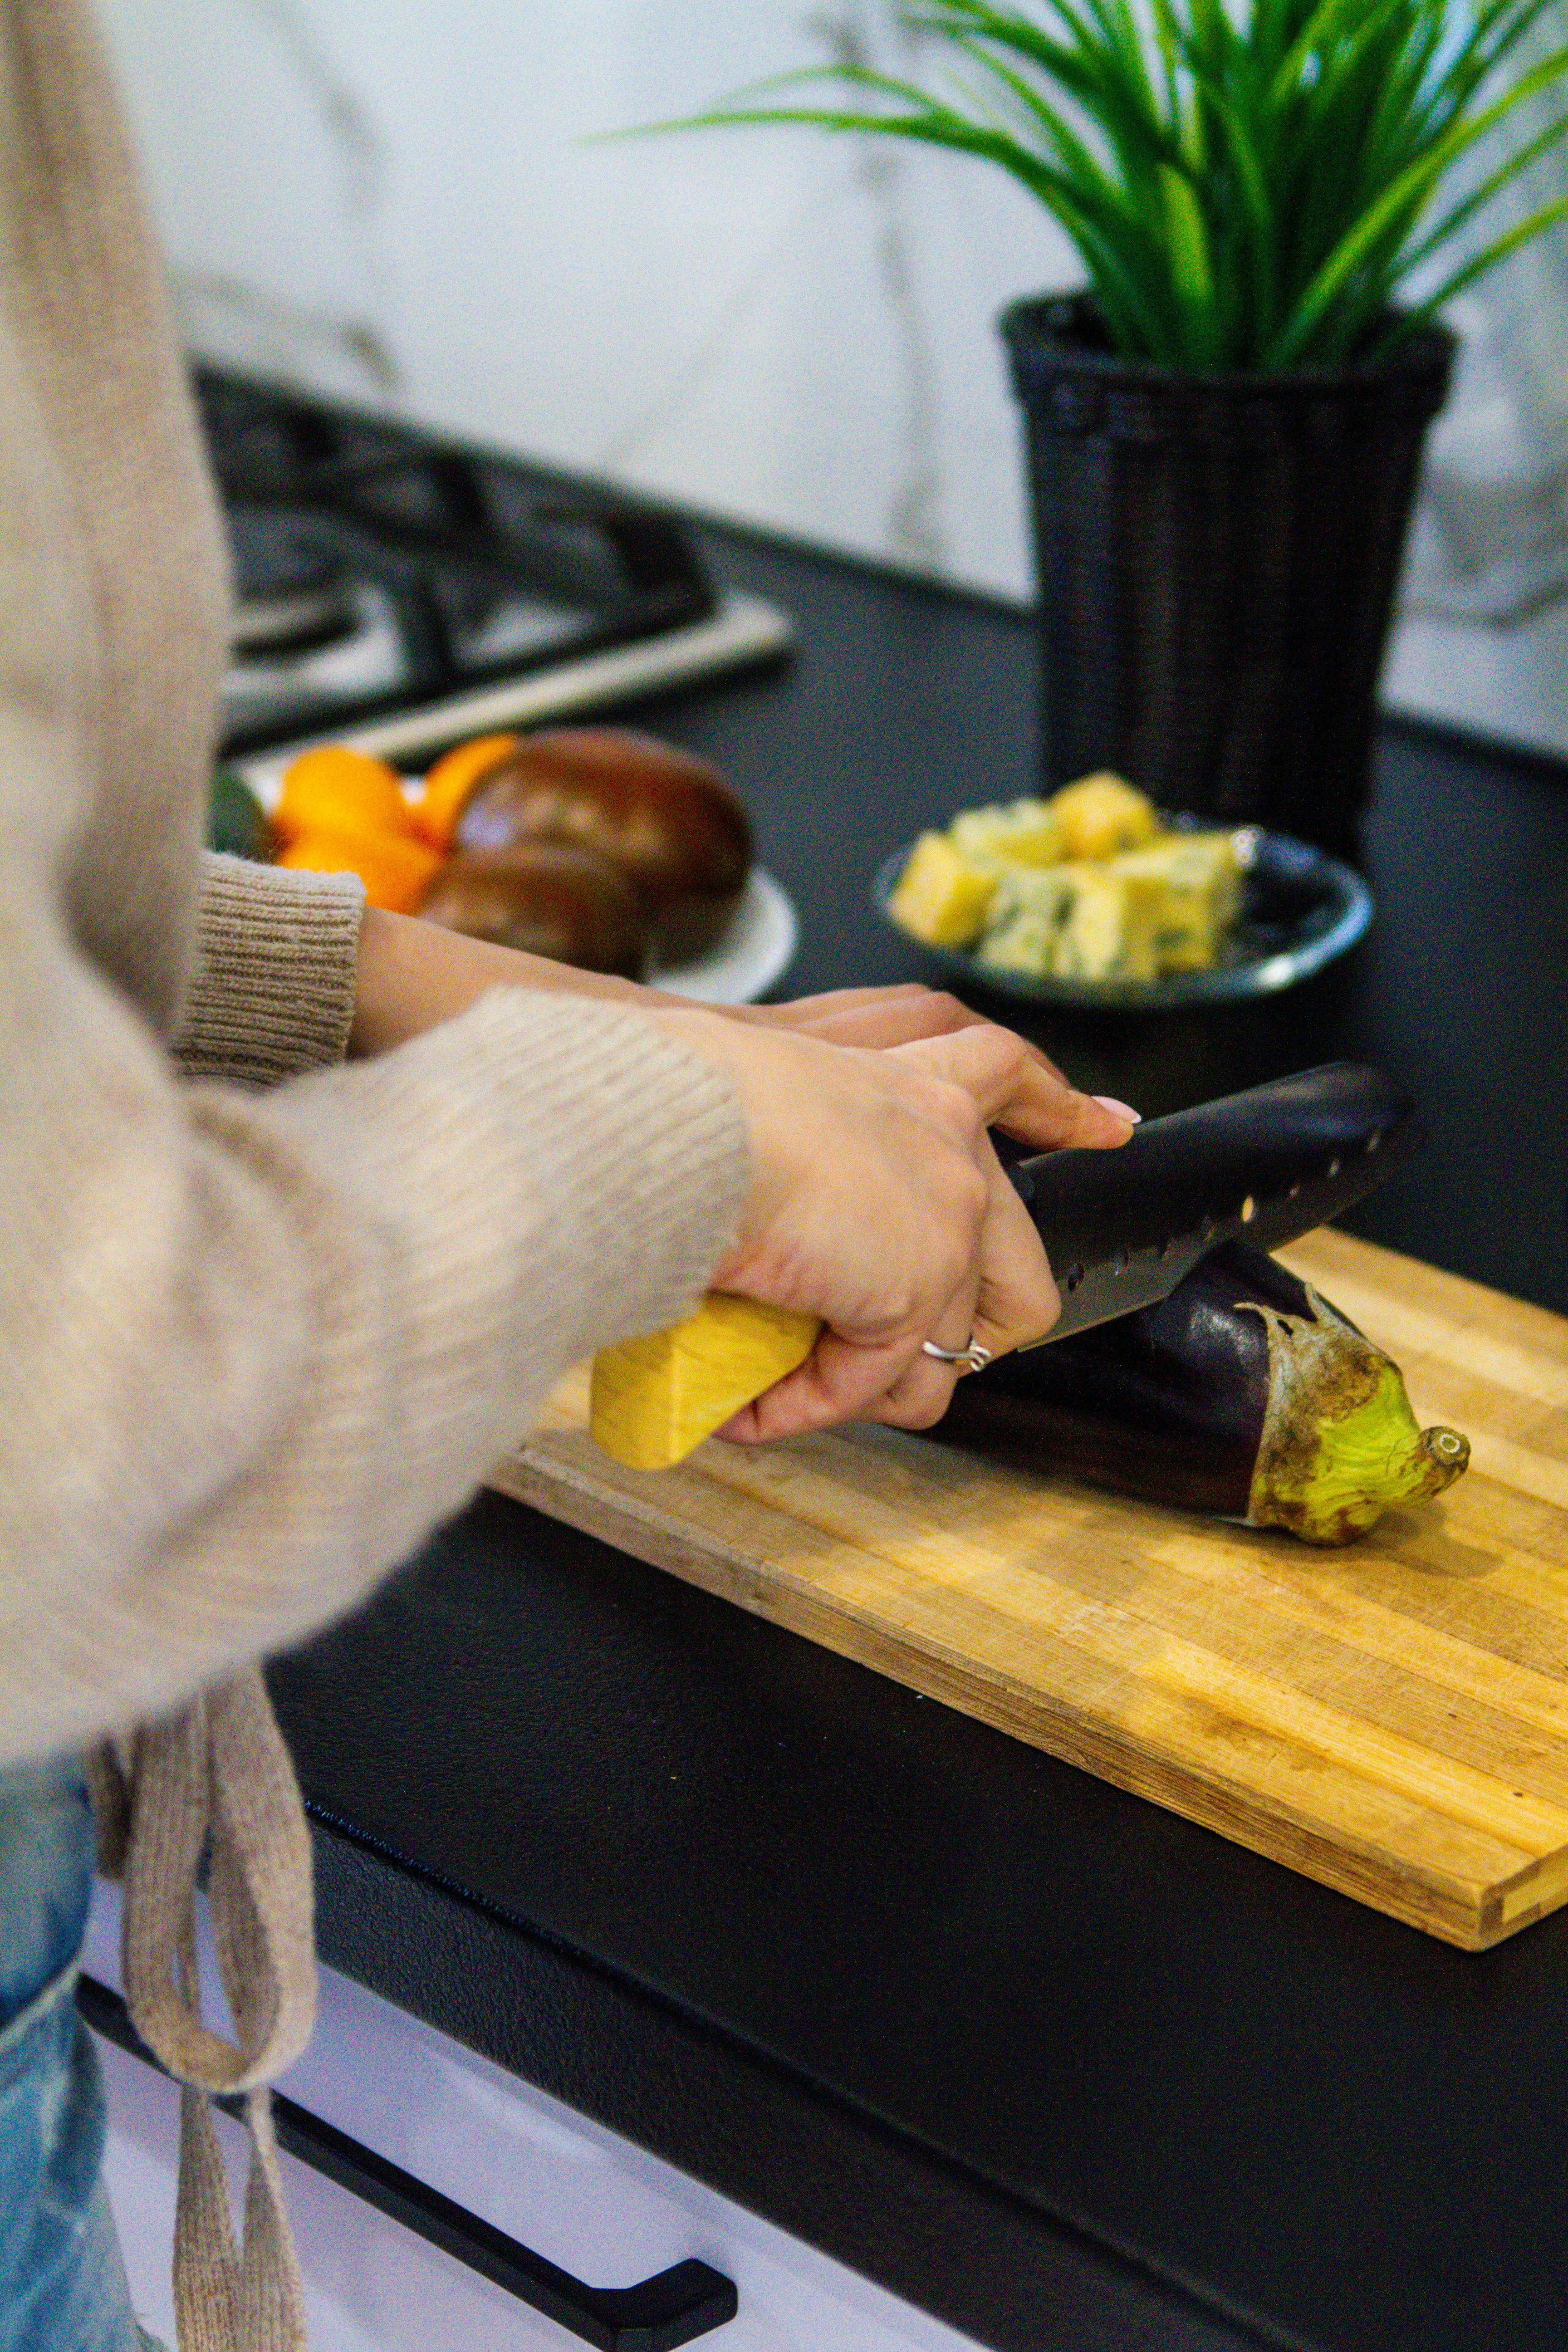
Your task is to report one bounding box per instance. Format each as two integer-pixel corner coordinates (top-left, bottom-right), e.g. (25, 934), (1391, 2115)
(644, 1008), (1135, 1443)
(351, 914), (1013, 1057)
(352, 913), (1114, 1091)
(740, 980), (1060, 1056)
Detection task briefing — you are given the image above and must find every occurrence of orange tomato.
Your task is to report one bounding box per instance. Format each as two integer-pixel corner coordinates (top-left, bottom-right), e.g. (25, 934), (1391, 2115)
(274, 745), (421, 846)
(412, 732), (519, 850)
(278, 824), (441, 915)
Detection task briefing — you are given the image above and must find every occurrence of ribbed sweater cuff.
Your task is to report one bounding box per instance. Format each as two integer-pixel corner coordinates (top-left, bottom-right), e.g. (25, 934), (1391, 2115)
(172, 853), (365, 1087)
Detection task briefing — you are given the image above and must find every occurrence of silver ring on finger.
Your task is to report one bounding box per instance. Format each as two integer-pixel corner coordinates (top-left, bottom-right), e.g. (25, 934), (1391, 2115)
(920, 1335), (993, 1374)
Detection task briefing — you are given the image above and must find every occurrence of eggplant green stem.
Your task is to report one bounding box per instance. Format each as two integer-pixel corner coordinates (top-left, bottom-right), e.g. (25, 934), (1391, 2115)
(1241, 1294), (1470, 1546)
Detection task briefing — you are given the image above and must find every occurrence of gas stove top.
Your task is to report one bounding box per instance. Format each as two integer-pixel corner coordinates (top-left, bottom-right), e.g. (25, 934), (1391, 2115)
(200, 368), (793, 764)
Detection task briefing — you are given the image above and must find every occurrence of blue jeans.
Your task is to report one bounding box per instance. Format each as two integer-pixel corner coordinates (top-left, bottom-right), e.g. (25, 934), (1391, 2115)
(0, 1758), (148, 2352)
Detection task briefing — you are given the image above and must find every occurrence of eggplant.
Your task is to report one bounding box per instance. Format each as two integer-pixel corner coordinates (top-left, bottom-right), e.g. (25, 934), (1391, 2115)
(935, 1241), (1469, 1545)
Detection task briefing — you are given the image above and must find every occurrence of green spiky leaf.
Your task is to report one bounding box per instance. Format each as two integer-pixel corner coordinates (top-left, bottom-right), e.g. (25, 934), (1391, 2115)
(609, 2), (1568, 372)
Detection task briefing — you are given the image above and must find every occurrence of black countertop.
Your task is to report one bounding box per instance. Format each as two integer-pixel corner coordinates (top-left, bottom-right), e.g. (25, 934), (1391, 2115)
(270, 522), (1568, 2352)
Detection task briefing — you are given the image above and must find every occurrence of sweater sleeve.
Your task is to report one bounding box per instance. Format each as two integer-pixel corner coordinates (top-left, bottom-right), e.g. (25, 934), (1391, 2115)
(0, 869), (750, 1765)
(0, 0), (750, 1772)
(172, 852), (367, 1087)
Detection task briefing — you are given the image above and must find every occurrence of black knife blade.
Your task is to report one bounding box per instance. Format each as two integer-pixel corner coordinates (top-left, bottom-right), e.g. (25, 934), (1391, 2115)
(1009, 1063), (1418, 1345)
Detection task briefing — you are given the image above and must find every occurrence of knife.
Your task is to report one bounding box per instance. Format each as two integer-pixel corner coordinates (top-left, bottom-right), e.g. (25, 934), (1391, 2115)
(588, 1062), (1418, 1469)
(1013, 1059), (1416, 1343)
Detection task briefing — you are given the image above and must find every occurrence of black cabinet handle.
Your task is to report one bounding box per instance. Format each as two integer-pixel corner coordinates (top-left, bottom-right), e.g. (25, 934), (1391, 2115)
(78, 1975), (737, 2351)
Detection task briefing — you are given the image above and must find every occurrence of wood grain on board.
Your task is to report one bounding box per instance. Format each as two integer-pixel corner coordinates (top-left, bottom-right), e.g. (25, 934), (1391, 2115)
(490, 1229), (1568, 1950)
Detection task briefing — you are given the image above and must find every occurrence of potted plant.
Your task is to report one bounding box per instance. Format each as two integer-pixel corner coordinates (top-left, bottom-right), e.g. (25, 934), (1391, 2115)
(642, 2), (1568, 858)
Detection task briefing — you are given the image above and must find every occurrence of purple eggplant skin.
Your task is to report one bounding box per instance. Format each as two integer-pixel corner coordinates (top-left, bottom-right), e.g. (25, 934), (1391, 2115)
(934, 1242), (1351, 1518)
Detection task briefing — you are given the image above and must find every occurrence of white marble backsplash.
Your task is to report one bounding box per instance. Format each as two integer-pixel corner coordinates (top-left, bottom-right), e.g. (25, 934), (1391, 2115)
(96, 0), (1568, 756)
(98, 0), (1082, 600)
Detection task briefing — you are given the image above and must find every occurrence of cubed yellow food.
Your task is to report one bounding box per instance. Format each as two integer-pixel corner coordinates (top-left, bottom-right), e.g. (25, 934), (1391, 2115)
(1050, 772), (1161, 861)
(949, 797), (1063, 870)
(1113, 832), (1243, 972)
(975, 867), (1075, 978)
(590, 1295), (822, 1470)
(886, 830), (997, 948)
(1051, 864), (1165, 982)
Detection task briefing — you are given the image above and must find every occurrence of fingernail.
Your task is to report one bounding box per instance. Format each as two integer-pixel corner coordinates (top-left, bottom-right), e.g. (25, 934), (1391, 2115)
(1093, 1094), (1142, 1124)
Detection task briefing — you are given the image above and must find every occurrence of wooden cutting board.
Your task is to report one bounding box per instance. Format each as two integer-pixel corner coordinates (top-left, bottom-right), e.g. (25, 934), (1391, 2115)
(490, 1229), (1568, 1950)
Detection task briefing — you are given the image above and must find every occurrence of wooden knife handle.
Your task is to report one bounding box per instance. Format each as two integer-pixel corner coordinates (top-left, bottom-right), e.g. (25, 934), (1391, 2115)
(590, 1297), (822, 1469)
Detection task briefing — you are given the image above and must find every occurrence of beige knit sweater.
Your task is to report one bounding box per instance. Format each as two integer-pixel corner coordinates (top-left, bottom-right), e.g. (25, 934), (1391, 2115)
(1, 6), (749, 2342)
(0, 0), (749, 1767)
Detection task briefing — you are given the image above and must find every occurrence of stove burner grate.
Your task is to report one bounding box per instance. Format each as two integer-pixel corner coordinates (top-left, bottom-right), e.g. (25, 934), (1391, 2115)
(199, 368), (718, 756)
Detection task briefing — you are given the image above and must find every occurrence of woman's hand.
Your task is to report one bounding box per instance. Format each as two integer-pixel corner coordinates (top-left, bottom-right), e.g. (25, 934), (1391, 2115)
(348, 916), (1138, 1440)
(349, 911), (1133, 1111)
(737, 981), (1138, 1120)
(350, 911), (1000, 1057)
(738, 980), (1053, 1053)
(643, 1007), (1135, 1443)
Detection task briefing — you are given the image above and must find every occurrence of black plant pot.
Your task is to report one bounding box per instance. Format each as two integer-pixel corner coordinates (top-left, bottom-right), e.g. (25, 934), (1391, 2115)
(999, 293), (1456, 862)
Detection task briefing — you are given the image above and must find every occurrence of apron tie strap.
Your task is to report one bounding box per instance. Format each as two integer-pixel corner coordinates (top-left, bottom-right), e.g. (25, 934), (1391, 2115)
(96, 1669), (317, 2351)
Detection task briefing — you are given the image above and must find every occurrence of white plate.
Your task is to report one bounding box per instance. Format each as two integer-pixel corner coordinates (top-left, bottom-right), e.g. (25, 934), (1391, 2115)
(649, 868), (799, 1004)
